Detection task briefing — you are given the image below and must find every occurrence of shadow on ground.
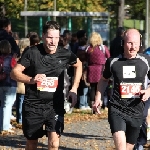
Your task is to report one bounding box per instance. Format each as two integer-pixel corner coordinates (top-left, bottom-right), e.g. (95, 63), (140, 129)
(62, 132), (112, 140)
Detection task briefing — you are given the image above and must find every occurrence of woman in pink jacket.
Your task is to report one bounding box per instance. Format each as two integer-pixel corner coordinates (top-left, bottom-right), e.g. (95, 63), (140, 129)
(86, 32), (110, 113)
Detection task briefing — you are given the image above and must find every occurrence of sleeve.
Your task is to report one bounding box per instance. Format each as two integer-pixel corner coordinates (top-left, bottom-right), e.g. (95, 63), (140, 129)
(104, 45), (110, 59)
(110, 40), (114, 57)
(103, 58), (112, 79)
(11, 57), (17, 68)
(17, 47), (33, 68)
(146, 55), (150, 80)
(68, 51), (78, 65)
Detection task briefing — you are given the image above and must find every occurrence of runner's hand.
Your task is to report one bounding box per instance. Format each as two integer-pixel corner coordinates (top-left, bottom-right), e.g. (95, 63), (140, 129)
(67, 89), (77, 108)
(140, 89), (150, 101)
(92, 100), (102, 114)
(30, 74), (46, 84)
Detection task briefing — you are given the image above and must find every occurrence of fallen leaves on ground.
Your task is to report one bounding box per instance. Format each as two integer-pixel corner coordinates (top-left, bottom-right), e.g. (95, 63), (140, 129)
(144, 143), (150, 148)
(0, 109), (108, 136)
(64, 109), (108, 124)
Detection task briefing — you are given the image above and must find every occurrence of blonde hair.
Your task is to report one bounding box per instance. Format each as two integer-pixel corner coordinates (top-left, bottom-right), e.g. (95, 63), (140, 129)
(18, 38), (30, 54)
(89, 32), (103, 47)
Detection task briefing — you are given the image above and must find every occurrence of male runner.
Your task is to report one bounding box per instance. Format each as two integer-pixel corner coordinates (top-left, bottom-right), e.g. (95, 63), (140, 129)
(10, 21), (82, 150)
(93, 29), (150, 150)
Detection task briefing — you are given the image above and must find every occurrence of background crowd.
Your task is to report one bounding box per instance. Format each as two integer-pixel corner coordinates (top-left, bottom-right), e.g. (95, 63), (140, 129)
(1, 15), (150, 149)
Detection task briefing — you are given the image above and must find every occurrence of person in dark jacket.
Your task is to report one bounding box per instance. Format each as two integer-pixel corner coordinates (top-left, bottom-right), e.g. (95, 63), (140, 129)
(110, 27), (125, 57)
(0, 40), (17, 133)
(0, 17), (20, 57)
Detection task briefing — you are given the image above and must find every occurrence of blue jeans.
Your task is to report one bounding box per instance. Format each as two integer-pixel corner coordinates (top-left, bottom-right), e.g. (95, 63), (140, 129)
(79, 87), (89, 108)
(0, 86), (16, 131)
(16, 93), (24, 124)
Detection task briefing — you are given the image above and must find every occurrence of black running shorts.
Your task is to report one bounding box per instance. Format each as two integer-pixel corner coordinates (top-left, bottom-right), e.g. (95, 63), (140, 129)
(108, 111), (143, 144)
(22, 102), (64, 140)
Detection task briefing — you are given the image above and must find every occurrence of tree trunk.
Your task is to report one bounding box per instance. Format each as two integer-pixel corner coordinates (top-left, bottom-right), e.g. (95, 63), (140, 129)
(118, 0), (125, 27)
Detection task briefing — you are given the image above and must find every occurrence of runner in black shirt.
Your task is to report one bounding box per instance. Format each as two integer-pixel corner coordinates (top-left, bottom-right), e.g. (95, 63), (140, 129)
(10, 21), (82, 150)
(93, 29), (150, 150)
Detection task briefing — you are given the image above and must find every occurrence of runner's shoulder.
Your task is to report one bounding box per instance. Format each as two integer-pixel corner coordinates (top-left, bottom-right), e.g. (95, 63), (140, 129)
(137, 53), (150, 64)
(138, 53), (150, 59)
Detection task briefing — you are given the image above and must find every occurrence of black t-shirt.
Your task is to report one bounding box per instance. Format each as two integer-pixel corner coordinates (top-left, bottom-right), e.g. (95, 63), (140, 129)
(103, 53), (150, 118)
(18, 43), (77, 107)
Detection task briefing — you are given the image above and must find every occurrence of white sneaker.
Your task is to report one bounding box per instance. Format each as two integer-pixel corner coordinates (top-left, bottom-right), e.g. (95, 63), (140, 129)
(3, 129), (14, 133)
(85, 106), (91, 110)
(79, 106), (87, 110)
(147, 127), (150, 140)
(11, 115), (16, 120)
(9, 124), (15, 130)
(9, 124), (12, 129)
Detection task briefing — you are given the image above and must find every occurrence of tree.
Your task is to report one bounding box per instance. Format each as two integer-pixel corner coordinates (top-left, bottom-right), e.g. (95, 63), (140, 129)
(125, 0), (145, 20)
(3, 0), (24, 18)
(0, 2), (5, 17)
(1, 0), (105, 18)
(100, 0), (145, 20)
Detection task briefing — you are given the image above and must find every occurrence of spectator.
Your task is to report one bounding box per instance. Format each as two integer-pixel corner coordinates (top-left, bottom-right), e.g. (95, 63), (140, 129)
(0, 40), (17, 133)
(12, 32), (20, 45)
(0, 17), (20, 57)
(77, 36), (91, 110)
(63, 30), (72, 43)
(110, 27), (125, 57)
(72, 29), (86, 55)
(16, 38), (30, 124)
(30, 34), (41, 46)
(86, 32), (110, 114)
(70, 32), (78, 52)
(26, 31), (41, 46)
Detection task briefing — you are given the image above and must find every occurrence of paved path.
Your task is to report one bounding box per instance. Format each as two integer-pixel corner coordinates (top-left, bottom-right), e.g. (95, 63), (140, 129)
(0, 118), (150, 150)
(0, 118), (114, 150)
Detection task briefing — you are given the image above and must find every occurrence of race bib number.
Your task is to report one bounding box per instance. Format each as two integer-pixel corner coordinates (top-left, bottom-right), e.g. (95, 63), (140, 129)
(120, 83), (142, 98)
(37, 77), (58, 92)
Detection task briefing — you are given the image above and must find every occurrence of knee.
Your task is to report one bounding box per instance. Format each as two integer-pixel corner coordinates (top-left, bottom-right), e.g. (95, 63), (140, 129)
(26, 140), (38, 148)
(49, 140), (59, 148)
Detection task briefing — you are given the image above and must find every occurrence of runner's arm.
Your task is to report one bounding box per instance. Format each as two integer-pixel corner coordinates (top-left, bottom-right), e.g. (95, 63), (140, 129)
(71, 58), (82, 90)
(10, 64), (33, 84)
(95, 77), (109, 101)
(95, 58), (112, 101)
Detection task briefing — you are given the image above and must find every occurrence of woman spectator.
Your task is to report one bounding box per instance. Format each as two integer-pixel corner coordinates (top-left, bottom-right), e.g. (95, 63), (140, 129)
(86, 32), (110, 113)
(16, 38), (30, 125)
(77, 36), (91, 110)
(26, 32), (41, 46)
(0, 40), (17, 133)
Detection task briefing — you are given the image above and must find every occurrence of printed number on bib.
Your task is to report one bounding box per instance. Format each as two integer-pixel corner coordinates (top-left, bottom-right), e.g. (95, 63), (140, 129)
(37, 77), (58, 92)
(120, 83), (142, 98)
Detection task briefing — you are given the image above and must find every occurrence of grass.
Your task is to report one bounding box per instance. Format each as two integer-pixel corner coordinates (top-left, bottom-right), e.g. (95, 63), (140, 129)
(123, 19), (144, 30)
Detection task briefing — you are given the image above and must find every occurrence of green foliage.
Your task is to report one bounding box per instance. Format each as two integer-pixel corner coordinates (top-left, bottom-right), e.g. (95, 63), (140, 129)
(125, 0), (145, 19)
(100, 0), (145, 20)
(2, 0), (24, 18)
(2, 0), (105, 18)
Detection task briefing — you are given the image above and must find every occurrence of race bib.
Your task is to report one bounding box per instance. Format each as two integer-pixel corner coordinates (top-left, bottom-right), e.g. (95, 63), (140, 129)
(120, 83), (142, 98)
(37, 77), (58, 92)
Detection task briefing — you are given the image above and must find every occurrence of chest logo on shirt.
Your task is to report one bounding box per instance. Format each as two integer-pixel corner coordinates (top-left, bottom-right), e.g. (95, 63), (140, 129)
(123, 66), (136, 78)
